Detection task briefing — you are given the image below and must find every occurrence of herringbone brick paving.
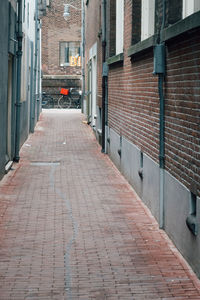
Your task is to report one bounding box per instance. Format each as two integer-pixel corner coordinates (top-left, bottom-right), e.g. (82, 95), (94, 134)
(0, 109), (199, 299)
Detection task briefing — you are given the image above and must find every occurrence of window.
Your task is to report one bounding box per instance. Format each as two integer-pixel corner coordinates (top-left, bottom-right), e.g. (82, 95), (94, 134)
(59, 42), (81, 67)
(182, 0), (200, 18)
(132, 0), (141, 45)
(167, 0), (182, 26)
(116, 0), (124, 54)
(109, 0), (124, 57)
(141, 0), (155, 41)
(131, 0), (155, 45)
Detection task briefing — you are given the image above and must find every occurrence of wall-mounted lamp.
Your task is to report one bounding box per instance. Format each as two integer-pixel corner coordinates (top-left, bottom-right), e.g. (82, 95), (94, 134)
(63, 4), (81, 20)
(63, 4), (70, 19)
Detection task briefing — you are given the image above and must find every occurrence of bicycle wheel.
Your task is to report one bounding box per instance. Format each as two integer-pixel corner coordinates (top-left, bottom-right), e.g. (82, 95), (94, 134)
(58, 95), (72, 109)
(58, 95), (65, 109)
(66, 96), (72, 108)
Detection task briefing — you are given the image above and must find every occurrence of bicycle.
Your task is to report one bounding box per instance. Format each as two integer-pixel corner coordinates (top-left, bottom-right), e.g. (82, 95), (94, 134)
(58, 88), (81, 109)
(42, 92), (55, 108)
(58, 88), (72, 108)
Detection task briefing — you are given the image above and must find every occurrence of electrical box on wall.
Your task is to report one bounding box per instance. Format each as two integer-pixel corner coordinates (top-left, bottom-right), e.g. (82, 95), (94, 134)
(102, 62), (108, 77)
(153, 43), (165, 75)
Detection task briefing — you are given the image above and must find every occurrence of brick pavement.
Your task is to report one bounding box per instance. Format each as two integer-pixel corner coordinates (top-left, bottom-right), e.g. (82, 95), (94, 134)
(0, 109), (200, 300)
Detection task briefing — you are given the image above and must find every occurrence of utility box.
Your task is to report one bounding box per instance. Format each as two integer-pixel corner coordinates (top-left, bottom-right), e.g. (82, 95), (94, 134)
(153, 44), (165, 75)
(102, 62), (108, 77)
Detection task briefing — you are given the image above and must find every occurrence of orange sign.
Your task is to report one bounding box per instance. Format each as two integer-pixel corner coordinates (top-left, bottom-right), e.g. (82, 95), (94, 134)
(70, 56), (81, 67)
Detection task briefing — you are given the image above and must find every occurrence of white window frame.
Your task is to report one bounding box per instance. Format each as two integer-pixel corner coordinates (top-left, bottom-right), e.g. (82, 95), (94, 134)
(116, 0), (124, 55)
(182, 0), (200, 18)
(141, 0), (155, 41)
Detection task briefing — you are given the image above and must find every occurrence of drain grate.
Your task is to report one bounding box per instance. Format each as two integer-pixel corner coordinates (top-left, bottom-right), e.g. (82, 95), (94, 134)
(30, 161), (60, 166)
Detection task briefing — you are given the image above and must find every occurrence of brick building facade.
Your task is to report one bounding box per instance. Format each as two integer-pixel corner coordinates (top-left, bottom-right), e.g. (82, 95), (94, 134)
(42, 0), (82, 99)
(84, 0), (200, 278)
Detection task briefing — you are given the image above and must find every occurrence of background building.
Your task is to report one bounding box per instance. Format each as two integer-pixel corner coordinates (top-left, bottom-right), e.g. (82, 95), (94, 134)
(41, 0), (82, 101)
(84, 0), (200, 278)
(0, 0), (46, 179)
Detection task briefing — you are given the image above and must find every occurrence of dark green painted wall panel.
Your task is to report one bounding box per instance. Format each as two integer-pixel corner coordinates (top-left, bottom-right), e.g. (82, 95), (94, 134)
(0, 0), (9, 179)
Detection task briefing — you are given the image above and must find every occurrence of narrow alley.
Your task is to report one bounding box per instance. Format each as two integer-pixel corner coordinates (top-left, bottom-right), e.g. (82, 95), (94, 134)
(0, 109), (199, 300)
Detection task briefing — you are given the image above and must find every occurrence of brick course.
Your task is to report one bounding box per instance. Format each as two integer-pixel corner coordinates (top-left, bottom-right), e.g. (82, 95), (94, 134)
(0, 110), (200, 299)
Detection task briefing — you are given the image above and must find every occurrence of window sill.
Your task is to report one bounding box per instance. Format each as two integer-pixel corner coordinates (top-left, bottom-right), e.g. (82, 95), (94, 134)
(161, 11), (200, 42)
(107, 53), (124, 66)
(128, 35), (157, 58)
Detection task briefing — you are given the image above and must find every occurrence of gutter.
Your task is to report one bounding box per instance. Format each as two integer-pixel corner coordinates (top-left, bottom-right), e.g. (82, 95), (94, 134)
(31, 0), (39, 133)
(14, 0), (23, 162)
(153, 0), (166, 229)
(81, 0), (85, 113)
(101, 0), (108, 153)
(37, 21), (41, 121)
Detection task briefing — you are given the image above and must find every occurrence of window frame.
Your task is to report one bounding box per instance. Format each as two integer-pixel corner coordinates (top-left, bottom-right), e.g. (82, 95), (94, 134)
(141, 0), (155, 41)
(128, 0), (200, 58)
(116, 0), (124, 55)
(182, 0), (200, 18)
(59, 41), (81, 67)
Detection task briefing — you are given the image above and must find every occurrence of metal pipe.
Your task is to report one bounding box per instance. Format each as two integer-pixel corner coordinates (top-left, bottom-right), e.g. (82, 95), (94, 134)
(14, 0), (23, 162)
(81, 0), (85, 113)
(159, 74), (165, 229)
(159, 0), (166, 229)
(101, 0), (107, 153)
(37, 22), (41, 121)
(31, 0), (39, 133)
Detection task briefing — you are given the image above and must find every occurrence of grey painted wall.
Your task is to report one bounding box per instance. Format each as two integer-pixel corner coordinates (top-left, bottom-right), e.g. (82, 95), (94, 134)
(164, 171), (200, 278)
(108, 126), (200, 278)
(20, 100), (30, 148)
(0, 0), (9, 179)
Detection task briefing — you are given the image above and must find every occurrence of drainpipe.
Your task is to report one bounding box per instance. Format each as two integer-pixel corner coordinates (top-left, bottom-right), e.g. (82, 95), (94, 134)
(159, 70), (165, 229)
(101, 0), (107, 153)
(37, 21), (41, 121)
(81, 0), (85, 113)
(154, 0), (166, 228)
(31, 0), (39, 132)
(14, 0), (23, 162)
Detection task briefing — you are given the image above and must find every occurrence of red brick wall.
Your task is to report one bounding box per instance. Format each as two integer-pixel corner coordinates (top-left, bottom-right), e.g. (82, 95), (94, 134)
(165, 30), (200, 196)
(42, 0), (81, 76)
(107, 1), (200, 196)
(108, 0), (160, 163)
